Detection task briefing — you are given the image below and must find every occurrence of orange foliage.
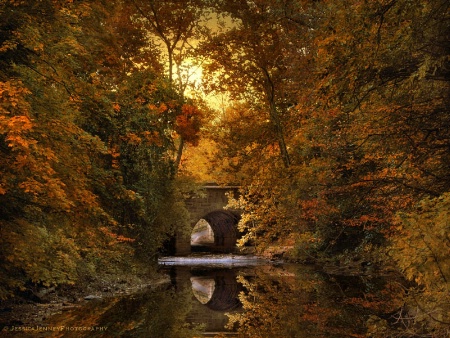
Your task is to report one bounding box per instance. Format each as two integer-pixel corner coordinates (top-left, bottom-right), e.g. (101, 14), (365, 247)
(99, 227), (135, 245)
(175, 104), (202, 145)
(123, 132), (142, 145)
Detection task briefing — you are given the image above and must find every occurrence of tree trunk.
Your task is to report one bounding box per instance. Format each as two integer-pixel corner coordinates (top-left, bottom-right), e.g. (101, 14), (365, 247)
(269, 99), (290, 168)
(263, 67), (290, 168)
(174, 136), (184, 173)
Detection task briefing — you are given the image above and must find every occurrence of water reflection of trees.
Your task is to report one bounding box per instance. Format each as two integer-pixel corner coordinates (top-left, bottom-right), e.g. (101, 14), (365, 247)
(227, 265), (404, 338)
(40, 265), (408, 337)
(43, 285), (201, 338)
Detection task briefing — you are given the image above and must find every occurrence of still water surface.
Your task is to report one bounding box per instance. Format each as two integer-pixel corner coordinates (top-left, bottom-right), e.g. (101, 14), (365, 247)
(39, 256), (403, 338)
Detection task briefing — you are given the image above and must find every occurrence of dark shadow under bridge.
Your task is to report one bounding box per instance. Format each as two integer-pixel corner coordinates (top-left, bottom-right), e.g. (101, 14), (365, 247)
(167, 184), (242, 256)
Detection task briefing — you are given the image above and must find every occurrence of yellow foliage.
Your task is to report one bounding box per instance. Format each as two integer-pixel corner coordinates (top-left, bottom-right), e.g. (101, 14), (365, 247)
(392, 194), (450, 291)
(390, 193), (450, 330)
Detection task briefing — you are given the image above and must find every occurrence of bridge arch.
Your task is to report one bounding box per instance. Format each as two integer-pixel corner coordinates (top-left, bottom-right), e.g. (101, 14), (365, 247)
(173, 184), (241, 255)
(191, 210), (241, 252)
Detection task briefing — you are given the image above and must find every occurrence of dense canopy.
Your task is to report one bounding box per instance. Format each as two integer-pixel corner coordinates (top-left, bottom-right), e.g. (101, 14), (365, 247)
(1, 0), (448, 336)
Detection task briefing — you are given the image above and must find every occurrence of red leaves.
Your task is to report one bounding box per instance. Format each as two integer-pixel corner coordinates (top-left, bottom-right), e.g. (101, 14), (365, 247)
(99, 227), (135, 245)
(175, 103), (203, 146)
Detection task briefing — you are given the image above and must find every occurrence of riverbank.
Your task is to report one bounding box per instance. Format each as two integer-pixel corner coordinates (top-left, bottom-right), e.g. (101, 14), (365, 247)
(0, 252), (269, 330)
(0, 271), (170, 331)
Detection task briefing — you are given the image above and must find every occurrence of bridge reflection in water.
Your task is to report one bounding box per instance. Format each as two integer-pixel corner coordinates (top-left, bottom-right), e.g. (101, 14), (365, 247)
(190, 272), (242, 312)
(42, 262), (402, 337)
(165, 266), (244, 336)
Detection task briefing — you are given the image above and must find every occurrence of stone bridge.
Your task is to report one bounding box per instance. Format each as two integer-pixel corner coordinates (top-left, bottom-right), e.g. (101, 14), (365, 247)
(173, 184), (241, 256)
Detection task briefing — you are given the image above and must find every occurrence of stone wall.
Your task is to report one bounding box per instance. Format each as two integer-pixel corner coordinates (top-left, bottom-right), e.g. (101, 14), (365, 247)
(175, 186), (240, 255)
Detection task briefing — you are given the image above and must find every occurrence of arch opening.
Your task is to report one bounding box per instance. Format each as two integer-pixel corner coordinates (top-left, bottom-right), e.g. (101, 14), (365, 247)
(191, 210), (241, 253)
(191, 219), (214, 246)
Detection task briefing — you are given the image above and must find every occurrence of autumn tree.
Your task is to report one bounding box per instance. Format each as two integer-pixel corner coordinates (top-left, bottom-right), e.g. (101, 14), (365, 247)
(204, 0), (449, 292)
(290, 0), (450, 255)
(109, 70), (195, 260)
(388, 194), (450, 336)
(0, 0), (192, 297)
(200, 0), (316, 169)
(197, 0), (320, 255)
(286, 1), (449, 333)
(0, 0), (121, 296)
(130, 0), (209, 171)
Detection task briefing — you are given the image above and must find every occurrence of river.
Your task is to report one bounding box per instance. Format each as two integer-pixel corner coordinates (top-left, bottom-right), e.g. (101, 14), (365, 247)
(22, 255), (404, 337)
